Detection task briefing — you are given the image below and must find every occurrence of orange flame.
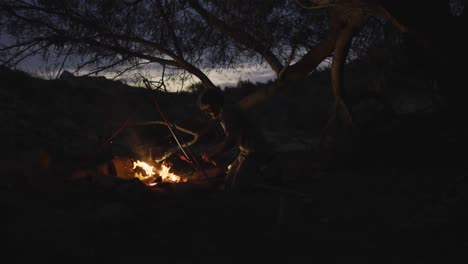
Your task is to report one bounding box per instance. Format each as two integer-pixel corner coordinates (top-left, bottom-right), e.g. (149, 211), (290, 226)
(133, 160), (187, 186)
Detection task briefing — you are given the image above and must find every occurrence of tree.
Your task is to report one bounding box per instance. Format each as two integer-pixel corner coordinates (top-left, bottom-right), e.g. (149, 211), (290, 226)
(1, 0), (464, 127)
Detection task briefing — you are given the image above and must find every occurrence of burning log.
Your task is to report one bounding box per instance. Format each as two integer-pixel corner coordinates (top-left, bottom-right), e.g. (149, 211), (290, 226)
(3, 144), (222, 197)
(111, 156), (189, 187)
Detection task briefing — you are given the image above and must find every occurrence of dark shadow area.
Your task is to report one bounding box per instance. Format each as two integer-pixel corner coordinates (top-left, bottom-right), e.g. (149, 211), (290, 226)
(2, 48), (468, 262)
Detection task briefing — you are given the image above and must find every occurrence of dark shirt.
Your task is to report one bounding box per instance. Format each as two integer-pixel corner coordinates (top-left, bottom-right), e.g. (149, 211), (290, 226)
(217, 103), (269, 156)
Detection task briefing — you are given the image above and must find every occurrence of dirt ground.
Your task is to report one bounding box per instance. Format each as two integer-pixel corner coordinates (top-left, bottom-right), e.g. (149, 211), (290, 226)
(3, 143), (468, 263)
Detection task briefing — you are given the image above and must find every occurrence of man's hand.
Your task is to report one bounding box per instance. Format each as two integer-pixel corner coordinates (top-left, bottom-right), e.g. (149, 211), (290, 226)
(178, 153), (193, 165)
(201, 152), (211, 163)
(201, 152), (217, 166)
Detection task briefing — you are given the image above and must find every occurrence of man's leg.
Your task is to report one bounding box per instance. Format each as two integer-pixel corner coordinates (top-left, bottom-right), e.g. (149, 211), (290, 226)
(224, 157), (241, 191)
(224, 152), (251, 191)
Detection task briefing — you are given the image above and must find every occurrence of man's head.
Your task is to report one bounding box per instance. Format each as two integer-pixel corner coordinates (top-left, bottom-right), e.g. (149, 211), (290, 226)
(198, 88), (224, 119)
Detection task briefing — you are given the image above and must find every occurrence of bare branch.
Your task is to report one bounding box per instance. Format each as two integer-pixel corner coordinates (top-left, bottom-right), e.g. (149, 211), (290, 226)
(111, 61), (152, 80)
(1, 40), (48, 66)
(82, 55), (132, 76)
(187, 0), (284, 75)
(278, 45), (298, 79)
(281, 21), (339, 80)
(154, 0), (184, 57)
(55, 44), (76, 79)
(72, 53), (119, 75)
(131, 120), (200, 163)
(295, 0), (338, 9)
(1, 1), (217, 87)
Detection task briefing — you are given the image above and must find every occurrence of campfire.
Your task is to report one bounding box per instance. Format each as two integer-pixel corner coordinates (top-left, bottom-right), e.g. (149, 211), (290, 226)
(132, 160), (187, 187)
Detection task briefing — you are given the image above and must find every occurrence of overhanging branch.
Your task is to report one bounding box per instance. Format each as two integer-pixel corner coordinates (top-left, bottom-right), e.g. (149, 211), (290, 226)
(187, 0), (284, 75)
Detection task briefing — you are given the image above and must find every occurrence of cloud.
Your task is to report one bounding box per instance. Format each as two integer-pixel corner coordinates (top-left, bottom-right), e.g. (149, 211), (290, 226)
(207, 65), (275, 88)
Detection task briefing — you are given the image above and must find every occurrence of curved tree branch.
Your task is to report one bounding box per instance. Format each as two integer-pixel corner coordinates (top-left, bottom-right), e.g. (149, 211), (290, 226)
(281, 15), (341, 80)
(330, 11), (368, 126)
(187, 0), (284, 75)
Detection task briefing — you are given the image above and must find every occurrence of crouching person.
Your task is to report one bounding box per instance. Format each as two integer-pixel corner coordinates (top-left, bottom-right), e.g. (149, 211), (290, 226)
(196, 88), (278, 191)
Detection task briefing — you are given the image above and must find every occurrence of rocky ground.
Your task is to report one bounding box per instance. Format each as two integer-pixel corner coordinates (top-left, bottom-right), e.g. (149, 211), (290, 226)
(2, 66), (468, 263)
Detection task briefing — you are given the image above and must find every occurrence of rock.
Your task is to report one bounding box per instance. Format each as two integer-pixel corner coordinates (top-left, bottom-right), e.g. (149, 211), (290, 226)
(59, 70), (75, 80)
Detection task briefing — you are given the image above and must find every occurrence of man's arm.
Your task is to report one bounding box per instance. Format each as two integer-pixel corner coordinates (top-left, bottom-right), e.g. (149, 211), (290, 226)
(205, 111), (239, 163)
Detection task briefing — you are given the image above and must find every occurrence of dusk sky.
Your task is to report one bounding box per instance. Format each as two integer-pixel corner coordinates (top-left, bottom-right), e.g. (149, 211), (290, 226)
(10, 52), (332, 92)
(11, 53), (331, 91)
(6, 47), (276, 91)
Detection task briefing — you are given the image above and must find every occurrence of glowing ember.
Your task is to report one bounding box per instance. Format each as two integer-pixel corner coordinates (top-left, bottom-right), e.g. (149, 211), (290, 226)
(132, 160), (187, 186)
